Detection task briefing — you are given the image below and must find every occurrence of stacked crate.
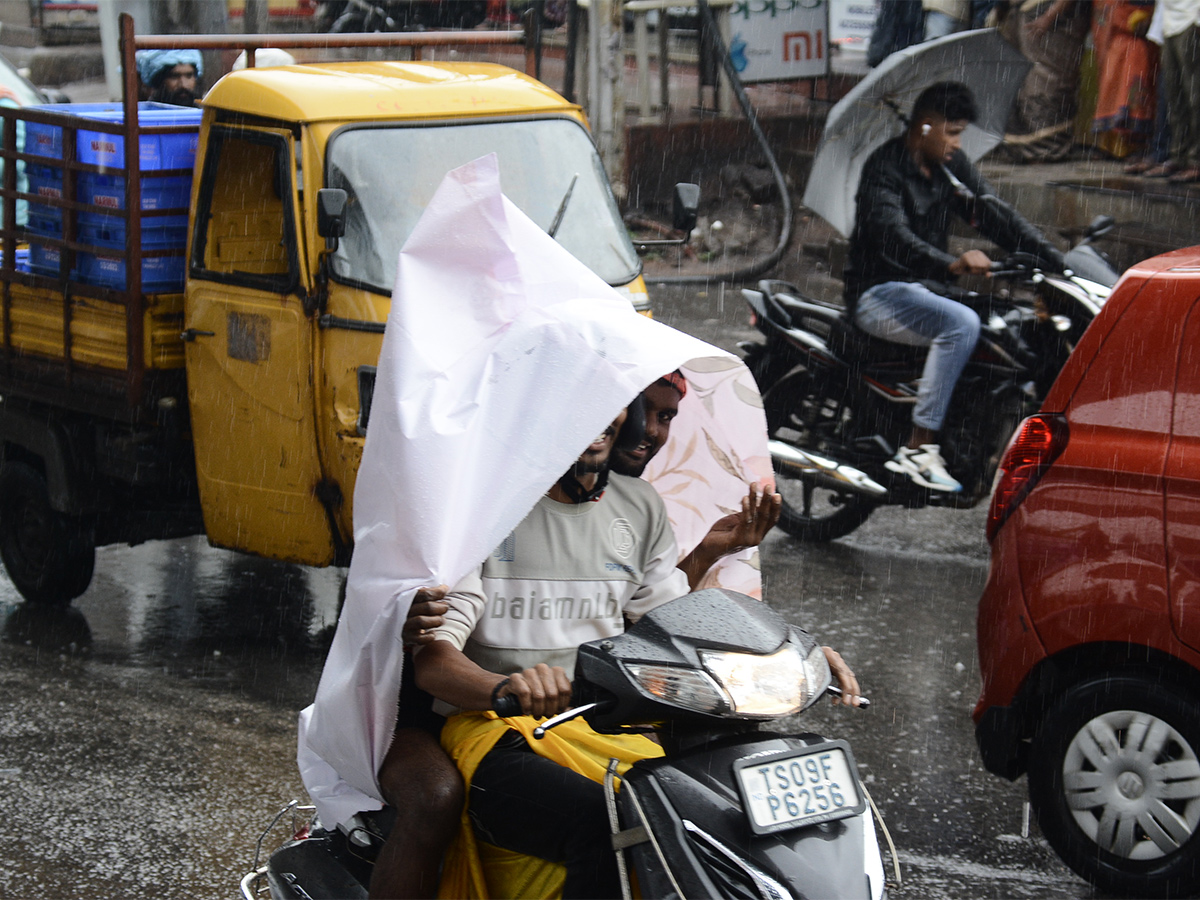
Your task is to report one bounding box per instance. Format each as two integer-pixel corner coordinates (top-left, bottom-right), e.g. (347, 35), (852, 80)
(23, 102), (202, 292)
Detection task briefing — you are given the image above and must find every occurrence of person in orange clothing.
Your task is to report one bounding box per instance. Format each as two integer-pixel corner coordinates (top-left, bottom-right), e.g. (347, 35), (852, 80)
(1091, 0), (1160, 158)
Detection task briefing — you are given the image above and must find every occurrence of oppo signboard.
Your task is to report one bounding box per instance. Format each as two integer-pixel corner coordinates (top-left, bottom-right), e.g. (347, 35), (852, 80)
(727, 0), (831, 83)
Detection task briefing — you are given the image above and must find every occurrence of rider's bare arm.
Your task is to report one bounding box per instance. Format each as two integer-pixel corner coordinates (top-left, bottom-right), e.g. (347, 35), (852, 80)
(401, 585), (450, 647)
(412, 640), (573, 719)
(947, 249), (993, 276)
(678, 483), (783, 590)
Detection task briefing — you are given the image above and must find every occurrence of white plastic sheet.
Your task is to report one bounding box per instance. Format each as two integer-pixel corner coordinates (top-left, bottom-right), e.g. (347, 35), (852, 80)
(297, 154), (769, 826)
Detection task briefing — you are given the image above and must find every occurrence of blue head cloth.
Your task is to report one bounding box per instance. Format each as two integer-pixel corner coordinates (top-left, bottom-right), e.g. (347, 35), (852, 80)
(135, 49), (204, 87)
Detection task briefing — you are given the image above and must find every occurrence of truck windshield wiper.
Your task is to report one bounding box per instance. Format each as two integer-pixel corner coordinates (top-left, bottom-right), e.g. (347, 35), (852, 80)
(547, 173), (578, 239)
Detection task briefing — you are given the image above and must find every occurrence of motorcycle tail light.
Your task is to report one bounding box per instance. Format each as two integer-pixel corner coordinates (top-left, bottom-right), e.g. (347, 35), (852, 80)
(987, 414), (1069, 542)
(624, 663), (730, 714)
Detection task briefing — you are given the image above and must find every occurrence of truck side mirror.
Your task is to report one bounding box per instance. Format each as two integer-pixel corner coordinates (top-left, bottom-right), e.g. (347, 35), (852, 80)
(317, 188), (348, 248)
(673, 183), (700, 234)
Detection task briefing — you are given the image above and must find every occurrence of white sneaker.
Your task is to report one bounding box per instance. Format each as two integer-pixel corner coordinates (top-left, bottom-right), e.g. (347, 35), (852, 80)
(885, 444), (962, 493)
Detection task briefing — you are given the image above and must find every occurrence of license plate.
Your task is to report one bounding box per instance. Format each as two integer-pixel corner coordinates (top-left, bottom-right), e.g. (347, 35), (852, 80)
(733, 741), (865, 835)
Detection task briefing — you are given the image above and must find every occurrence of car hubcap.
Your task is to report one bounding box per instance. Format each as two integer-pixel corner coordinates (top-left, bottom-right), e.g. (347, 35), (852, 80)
(1063, 709), (1200, 860)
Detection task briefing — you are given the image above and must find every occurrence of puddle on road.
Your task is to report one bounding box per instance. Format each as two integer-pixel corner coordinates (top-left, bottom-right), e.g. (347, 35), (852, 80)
(0, 536), (342, 707)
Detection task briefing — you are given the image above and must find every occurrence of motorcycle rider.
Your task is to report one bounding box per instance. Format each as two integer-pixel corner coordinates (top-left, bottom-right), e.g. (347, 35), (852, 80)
(402, 406), (861, 898)
(844, 80), (1065, 493)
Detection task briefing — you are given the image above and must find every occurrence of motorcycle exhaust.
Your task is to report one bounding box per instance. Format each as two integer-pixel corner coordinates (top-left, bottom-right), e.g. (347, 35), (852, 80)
(770, 441), (888, 497)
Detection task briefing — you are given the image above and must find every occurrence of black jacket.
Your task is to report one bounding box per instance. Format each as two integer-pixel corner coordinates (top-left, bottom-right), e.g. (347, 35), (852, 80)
(843, 137), (1063, 309)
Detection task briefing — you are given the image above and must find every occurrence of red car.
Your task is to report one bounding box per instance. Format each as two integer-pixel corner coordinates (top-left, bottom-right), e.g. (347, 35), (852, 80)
(976, 246), (1200, 898)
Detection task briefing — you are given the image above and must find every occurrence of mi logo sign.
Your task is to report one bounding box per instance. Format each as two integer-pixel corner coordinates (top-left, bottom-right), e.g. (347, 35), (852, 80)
(783, 29), (824, 61)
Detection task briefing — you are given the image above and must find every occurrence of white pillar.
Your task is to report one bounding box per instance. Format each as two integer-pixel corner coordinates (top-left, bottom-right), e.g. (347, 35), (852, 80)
(588, 0), (626, 200)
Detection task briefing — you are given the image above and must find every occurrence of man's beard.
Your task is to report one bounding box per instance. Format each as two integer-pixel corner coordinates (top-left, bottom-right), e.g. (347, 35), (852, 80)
(152, 86), (197, 107)
(608, 451), (646, 478)
(573, 456), (606, 476)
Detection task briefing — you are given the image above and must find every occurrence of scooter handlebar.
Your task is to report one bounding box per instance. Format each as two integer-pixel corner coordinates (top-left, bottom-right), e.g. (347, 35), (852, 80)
(826, 684), (870, 709)
(493, 693), (523, 718)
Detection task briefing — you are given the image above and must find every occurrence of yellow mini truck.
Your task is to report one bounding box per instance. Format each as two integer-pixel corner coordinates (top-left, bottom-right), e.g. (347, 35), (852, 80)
(0, 19), (691, 606)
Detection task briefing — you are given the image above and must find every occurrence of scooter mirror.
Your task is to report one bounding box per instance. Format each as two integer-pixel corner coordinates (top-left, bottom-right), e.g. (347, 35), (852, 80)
(673, 183), (700, 234)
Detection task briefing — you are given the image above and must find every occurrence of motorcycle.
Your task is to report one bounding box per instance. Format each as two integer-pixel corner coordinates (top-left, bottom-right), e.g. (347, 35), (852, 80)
(740, 215), (1118, 542)
(241, 589), (891, 900)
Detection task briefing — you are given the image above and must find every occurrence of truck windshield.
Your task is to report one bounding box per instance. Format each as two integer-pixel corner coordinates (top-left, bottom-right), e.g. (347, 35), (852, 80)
(326, 118), (640, 294)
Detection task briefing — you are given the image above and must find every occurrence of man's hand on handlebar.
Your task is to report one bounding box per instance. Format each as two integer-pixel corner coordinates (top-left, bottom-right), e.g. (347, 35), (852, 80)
(402, 585), (449, 648)
(498, 664), (574, 719)
(822, 647), (865, 708)
(947, 249), (993, 277)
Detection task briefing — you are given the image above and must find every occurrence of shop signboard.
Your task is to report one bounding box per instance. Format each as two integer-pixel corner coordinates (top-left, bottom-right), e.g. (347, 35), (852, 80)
(727, 0), (831, 83)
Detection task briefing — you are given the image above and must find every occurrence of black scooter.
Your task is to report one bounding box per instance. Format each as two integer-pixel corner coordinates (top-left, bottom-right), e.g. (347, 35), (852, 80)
(241, 589), (889, 900)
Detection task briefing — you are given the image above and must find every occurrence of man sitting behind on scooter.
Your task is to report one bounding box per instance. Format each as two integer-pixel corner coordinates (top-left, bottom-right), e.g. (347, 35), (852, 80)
(844, 80), (1064, 494)
(607, 371), (782, 586)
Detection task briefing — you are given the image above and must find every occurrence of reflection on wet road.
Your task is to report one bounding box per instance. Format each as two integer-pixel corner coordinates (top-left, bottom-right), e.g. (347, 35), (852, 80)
(3, 537), (342, 705)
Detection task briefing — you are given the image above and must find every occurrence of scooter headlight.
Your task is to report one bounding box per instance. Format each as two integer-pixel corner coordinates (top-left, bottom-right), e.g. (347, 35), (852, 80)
(623, 663), (731, 715)
(700, 641), (831, 718)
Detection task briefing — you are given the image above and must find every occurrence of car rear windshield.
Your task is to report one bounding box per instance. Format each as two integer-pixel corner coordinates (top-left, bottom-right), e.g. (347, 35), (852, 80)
(326, 118), (640, 294)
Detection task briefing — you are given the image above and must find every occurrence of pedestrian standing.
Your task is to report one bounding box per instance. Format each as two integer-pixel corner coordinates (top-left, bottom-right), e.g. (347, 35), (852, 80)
(1145, 0), (1200, 181)
(868, 0), (925, 66)
(1000, 0), (1091, 163)
(1090, 0), (1159, 160)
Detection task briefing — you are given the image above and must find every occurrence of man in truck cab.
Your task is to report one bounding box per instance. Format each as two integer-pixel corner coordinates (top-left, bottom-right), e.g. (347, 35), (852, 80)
(135, 49), (203, 107)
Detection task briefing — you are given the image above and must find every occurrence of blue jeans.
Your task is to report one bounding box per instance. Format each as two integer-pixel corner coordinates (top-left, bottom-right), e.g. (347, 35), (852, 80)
(855, 281), (981, 433)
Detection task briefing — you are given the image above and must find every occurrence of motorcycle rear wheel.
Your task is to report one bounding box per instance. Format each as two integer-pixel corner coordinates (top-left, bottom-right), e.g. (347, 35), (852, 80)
(762, 369), (877, 542)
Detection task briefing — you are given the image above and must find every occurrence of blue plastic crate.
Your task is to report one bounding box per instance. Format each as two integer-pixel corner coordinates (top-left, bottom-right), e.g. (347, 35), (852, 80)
(25, 210), (62, 239)
(74, 251), (185, 292)
(27, 242), (60, 278)
(78, 215), (188, 250)
(23, 102), (122, 160)
(0, 248), (31, 272)
(24, 103), (202, 170)
(26, 164), (64, 227)
(78, 171), (192, 212)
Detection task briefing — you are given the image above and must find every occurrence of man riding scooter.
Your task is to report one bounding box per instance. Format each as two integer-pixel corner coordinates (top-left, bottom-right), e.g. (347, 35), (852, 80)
(407, 404), (863, 898)
(844, 81), (1065, 493)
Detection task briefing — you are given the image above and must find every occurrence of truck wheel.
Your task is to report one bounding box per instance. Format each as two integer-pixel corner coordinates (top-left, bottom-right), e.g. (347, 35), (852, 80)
(1028, 676), (1200, 898)
(0, 462), (95, 606)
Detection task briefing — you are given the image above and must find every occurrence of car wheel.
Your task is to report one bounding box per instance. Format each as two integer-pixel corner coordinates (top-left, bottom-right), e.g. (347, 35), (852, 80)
(1028, 676), (1200, 898)
(0, 462), (95, 606)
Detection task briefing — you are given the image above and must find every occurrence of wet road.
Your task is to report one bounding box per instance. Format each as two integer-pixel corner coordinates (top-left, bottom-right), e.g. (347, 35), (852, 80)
(0, 283), (1099, 899)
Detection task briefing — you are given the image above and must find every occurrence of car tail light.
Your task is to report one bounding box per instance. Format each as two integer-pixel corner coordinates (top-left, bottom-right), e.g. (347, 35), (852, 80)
(987, 414), (1069, 542)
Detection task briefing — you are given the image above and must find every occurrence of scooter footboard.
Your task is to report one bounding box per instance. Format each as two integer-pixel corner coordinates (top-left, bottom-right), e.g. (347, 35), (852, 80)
(619, 733), (885, 900)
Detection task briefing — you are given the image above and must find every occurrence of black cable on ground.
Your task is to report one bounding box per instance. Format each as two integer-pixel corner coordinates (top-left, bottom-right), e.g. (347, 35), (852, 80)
(652, 0), (794, 285)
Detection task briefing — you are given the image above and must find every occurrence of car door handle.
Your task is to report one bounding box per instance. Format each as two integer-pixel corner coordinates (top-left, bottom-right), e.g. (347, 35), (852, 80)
(180, 328), (216, 342)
